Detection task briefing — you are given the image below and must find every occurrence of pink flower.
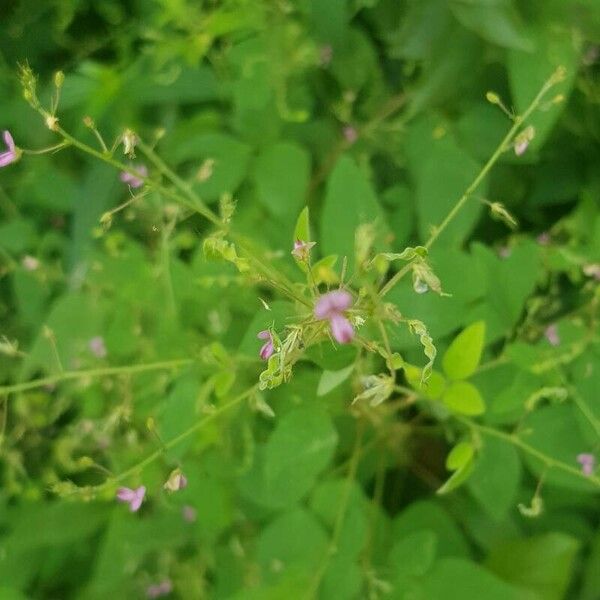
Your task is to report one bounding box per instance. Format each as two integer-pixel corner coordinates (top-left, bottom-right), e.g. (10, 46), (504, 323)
(577, 453), (596, 477)
(315, 290), (354, 344)
(120, 164), (148, 188)
(291, 239), (316, 261)
(544, 324), (560, 347)
(343, 126), (358, 145)
(257, 330), (275, 360)
(116, 485), (146, 512)
(146, 579), (173, 599)
(88, 336), (107, 358)
(537, 232), (551, 246)
(514, 140), (529, 156)
(0, 131), (20, 168)
(182, 505), (197, 523)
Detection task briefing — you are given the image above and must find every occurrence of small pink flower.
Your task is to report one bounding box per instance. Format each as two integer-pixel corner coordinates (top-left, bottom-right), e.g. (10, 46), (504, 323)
(343, 126), (358, 145)
(22, 255), (40, 271)
(146, 579), (173, 599)
(544, 324), (560, 347)
(291, 239), (316, 261)
(182, 505), (197, 523)
(163, 468), (187, 492)
(120, 164), (148, 188)
(257, 330), (275, 360)
(315, 290), (355, 344)
(88, 336), (107, 358)
(0, 131), (20, 168)
(577, 453), (596, 477)
(537, 232), (551, 246)
(116, 485), (146, 512)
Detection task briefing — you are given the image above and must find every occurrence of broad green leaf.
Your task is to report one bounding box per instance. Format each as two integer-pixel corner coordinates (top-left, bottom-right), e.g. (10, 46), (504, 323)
(442, 321), (486, 380)
(392, 501), (470, 558)
(467, 438), (521, 520)
(254, 142), (310, 220)
(405, 116), (485, 247)
(389, 530), (437, 578)
(321, 155), (385, 271)
(443, 381), (486, 415)
(257, 508), (328, 584)
(423, 558), (532, 600)
(317, 365), (355, 397)
(486, 533), (580, 600)
(450, 1), (533, 51)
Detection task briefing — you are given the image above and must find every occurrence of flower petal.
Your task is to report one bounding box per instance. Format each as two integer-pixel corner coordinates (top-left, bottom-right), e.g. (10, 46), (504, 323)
(330, 314), (354, 344)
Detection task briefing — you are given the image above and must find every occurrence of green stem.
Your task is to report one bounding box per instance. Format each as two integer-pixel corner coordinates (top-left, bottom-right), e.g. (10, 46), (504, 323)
(305, 420), (365, 599)
(379, 70), (561, 299)
(87, 384), (257, 494)
(0, 358), (193, 396)
(457, 416), (600, 487)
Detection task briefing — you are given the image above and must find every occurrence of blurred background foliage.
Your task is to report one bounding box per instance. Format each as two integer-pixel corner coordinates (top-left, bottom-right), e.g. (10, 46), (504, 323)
(0, 0), (599, 598)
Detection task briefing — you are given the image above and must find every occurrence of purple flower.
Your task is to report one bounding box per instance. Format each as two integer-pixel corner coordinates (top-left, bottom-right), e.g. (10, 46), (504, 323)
(146, 579), (173, 599)
(88, 336), (107, 358)
(577, 453), (596, 477)
(182, 505), (197, 523)
(120, 164), (148, 188)
(343, 126), (358, 145)
(116, 485), (146, 512)
(315, 290), (355, 344)
(291, 239), (316, 261)
(257, 330), (275, 360)
(0, 131), (20, 168)
(163, 468), (188, 492)
(544, 324), (560, 347)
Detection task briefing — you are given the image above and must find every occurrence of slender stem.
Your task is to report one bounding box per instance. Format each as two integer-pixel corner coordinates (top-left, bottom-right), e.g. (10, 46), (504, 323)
(86, 384), (257, 494)
(21, 141), (71, 155)
(457, 416), (600, 487)
(379, 72), (560, 298)
(0, 358), (193, 396)
(305, 420), (365, 599)
(137, 139), (221, 227)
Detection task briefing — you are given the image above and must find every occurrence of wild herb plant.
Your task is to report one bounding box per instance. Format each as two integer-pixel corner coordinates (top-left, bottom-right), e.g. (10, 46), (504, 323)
(0, 2), (599, 598)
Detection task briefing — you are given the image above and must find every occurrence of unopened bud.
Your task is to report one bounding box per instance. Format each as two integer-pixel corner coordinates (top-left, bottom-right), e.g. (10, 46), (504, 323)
(83, 116), (95, 128)
(486, 91), (501, 105)
(54, 71), (65, 88)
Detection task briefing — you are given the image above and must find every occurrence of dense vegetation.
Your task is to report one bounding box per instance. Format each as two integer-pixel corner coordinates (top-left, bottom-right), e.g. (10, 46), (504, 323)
(1, 1), (599, 598)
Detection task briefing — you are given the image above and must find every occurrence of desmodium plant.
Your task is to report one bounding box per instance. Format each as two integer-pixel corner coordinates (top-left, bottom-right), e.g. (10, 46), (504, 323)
(1, 49), (599, 599)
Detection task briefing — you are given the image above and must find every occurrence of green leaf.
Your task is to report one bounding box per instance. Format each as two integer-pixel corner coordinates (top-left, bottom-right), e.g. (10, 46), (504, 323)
(392, 501), (470, 558)
(423, 558), (531, 600)
(321, 155), (385, 271)
(293, 206), (310, 243)
(508, 25), (580, 151)
(442, 321), (486, 380)
(254, 142), (310, 220)
(389, 530), (437, 578)
(443, 381), (486, 416)
(239, 407), (338, 509)
(486, 533), (580, 600)
(317, 365), (355, 397)
(467, 438), (521, 520)
(438, 441), (475, 494)
(450, 1), (533, 51)
(257, 508), (328, 584)
(405, 116), (485, 247)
